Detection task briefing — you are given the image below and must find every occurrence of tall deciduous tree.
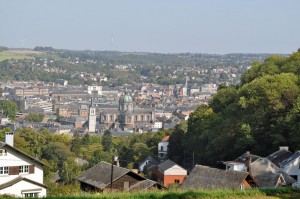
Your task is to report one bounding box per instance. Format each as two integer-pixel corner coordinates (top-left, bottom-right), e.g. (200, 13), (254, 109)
(60, 157), (81, 184)
(0, 100), (18, 120)
(71, 132), (81, 155)
(102, 130), (112, 152)
(168, 121), (187, 165)
(24, 113), (44, 122)
(182, 51), (300, 167)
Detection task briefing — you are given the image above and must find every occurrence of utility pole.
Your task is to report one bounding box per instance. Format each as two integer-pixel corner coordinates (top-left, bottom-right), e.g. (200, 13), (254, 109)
(110, 154), (115, 190)
(110, 150), (118, 190)
(183, 150), (185, 168)
(192, 152), (195, 168)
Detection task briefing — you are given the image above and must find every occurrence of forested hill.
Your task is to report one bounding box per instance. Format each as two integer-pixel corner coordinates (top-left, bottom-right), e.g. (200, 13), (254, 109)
(168, 49), (300, 167)
(0, 47), (273, 85)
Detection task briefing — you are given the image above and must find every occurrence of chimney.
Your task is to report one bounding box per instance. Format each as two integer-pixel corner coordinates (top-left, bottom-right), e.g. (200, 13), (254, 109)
(279, 146), (289, 151)
(114, 155), (119, 167)
(5, 132), (14, 146)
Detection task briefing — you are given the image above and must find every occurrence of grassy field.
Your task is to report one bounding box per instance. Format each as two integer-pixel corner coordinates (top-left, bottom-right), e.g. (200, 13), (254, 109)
(0, 50), (43, 61)
(27, 188), (300, 199)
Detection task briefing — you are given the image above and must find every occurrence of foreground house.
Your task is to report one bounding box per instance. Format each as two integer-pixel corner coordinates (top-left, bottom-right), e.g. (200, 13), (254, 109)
(139, 156), (159, 174)
(250, 157), (295, 187)
(158, 136), (169, 160)
(267, 146), (300, 187)
(279, 151), (300, 187)
(77, 161), (164, 192)
(181, 165), (258, 190)
(223, 151), (295, 188)
(0, 133), (47, 197)
(156, 159), (187, 186)
(266, 146), (293, 167)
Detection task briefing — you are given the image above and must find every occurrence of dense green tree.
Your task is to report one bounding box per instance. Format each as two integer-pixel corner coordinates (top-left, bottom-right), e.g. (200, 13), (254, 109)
(24, 113), (45, 122)
(16, 127), (47, 158)
(168, 121), (187, 165)
(81, 134), (92, 145)
(132, 143), (151, 162)
(60, 157), (81, 184)
(41, 142), (73, 169)
(102, 130), (112, 152)
(183, 51), (300, 167)
(0, 100), (18, 120)
(0, 127), (12, 142)
(90, 148), (111, 167)
(70, 132), (81, 155)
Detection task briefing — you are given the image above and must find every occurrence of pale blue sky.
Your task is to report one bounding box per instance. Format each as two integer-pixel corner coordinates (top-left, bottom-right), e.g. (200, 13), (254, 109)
(0, 0), (299, 54)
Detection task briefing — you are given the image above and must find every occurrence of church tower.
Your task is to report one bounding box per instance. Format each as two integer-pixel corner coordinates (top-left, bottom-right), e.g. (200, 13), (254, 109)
(88, 99), (96, 133)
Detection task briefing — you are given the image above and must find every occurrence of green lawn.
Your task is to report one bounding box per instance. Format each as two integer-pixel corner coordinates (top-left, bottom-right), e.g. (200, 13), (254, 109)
(39, 188), (300, 199)
(0, 50), (41, 61)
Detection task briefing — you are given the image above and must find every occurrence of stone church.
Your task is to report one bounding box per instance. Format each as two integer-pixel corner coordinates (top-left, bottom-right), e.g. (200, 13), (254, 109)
(99, 91), (154, 131)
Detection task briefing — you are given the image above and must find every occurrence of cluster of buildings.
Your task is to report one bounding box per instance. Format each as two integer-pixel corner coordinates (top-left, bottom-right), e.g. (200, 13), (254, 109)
(0, 81), (217, 136)
(1, 127), (300, 197)
(77, 141), (300, 193)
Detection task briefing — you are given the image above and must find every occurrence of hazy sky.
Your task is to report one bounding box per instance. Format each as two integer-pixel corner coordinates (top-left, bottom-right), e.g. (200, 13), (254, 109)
(0, 0), (299, 54)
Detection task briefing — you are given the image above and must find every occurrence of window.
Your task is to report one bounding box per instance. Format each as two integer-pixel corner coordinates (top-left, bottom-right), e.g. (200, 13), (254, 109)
(103, 116), (107, 121)
(291, 175), (298, 182)
(19, 165), (29, 174)
(240, 184), (245, 190)
(161, 146), (163, 151)
(141, 116), (144, 121)
(110, 115), (113, 121)
(0, 167), (8, 175)
(128, 117), (131, 122)
(24, 193), (39, 198)
(174, 179), (180, 184)
(124, 181), (130, 190)
(135, 116), (138, 121)
(0, 149), (7, 156)
(147, 115), (150, 121)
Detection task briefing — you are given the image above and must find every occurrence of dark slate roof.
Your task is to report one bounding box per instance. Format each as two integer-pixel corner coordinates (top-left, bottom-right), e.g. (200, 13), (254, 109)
(234, 151), (260, 164)
(181, 165), (249, 189)
(266, 149), (293, 167)
(157, 159), (185, 172)
(77, 161), (130, 190)
(0, 176), (47, 190)
(128, 179), (159, 191)
(279, 151), (300, 168)
(133, 108), (153, 114)
(140, 156), (159, 167)
(100, 108), (120, 114)
(253, 173), (282, 188)
(250, 158), (295, 187)
(109, 128), (131, 136)
(0, 141), (46, 167)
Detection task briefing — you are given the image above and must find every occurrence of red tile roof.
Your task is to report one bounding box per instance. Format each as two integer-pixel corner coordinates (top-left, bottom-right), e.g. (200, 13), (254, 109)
(161, 136), (170, 142)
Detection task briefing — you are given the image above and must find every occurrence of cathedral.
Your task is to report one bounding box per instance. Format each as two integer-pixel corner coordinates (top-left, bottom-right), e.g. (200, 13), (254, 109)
(99, 91), (154, 132)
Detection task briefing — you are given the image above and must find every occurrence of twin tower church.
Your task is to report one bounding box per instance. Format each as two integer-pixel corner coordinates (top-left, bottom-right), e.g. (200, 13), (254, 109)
(88, 91), (154, 133)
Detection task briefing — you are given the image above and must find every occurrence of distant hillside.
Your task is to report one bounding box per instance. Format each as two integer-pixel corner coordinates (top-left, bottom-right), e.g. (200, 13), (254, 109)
(0, 46), (9, 52)
(0, 47), (274, 85)
(0, 49), (44, 62)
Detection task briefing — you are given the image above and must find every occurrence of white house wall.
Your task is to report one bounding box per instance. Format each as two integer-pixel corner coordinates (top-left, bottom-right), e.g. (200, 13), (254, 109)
(282, 157), (300, 185)
(0, 179), (46, 197)
(233, 164), (247, 172)
(0, 145), (44, 185)
(158, 141), (168, 153)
